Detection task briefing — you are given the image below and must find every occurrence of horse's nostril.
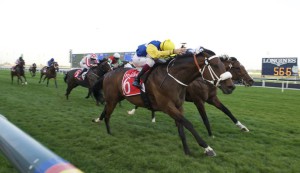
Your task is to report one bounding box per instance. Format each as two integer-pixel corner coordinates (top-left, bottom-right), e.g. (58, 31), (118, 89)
(231, 85), (236, 91)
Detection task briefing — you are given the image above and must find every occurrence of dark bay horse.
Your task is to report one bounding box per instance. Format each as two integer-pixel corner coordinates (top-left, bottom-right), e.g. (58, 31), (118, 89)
(11, 59), (27, 85)
(29, 63), (37, 77)
(64, 59), (111, 105)
(128, 56), (254, 136)
(92, 48), (235, 156)
(38, 62), (59, 88)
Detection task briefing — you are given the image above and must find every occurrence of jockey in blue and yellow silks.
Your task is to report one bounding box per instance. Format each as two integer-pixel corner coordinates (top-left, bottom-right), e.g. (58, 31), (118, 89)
(132, 39), (186, 88)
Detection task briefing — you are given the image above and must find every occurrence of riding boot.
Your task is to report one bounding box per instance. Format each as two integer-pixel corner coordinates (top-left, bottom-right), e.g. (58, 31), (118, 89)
(133, 64), (150, 88)
(79, 68), (87, 79)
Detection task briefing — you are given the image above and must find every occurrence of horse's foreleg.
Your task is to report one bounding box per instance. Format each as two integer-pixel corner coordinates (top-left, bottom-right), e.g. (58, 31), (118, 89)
(46, 78), (49, 87)
(194, 101), (213, 137)
(208, 97), (249, 132)
(54, 78), (58, 88)
(166, 105), (216, 156)
(43, 76), (47, 83)
(151, 110), (156, 123)
(39, 74), (43, 83)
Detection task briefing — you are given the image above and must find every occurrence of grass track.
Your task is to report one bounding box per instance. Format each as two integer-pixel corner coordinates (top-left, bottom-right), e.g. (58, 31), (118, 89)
(0, 70), (299, 173)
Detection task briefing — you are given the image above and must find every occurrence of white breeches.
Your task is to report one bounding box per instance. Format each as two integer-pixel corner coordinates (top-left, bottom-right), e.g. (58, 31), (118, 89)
(80, 61), (88, 69)
(132, 54), (155, 68)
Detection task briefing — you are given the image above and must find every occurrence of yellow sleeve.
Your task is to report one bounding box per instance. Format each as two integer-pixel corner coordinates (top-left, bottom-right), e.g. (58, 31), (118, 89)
(146, 44), (173, 59)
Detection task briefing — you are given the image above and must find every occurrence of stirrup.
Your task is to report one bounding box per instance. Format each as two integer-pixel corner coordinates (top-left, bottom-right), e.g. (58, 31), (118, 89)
(133, 80), (141, 88)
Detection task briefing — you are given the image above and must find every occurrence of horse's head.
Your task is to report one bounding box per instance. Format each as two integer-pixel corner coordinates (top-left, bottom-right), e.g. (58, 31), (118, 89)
(196, 48), (235, 94)
(32, 63), (36, 67)
(97, 59), (112, 75)
(52, 62), (59, 72)
(221, 56), (254, 87)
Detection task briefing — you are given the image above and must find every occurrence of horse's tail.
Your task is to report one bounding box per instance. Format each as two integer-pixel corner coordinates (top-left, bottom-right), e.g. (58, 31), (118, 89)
(63, 72), (68, 83)
(92, 76), (105, 104)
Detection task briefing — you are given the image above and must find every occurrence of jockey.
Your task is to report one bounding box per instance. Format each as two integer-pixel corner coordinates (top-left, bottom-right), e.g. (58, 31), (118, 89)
(13, 55), (24, 70)
(108, 52), (123, 69)
(47, 58), (55, 69)
(132, 39), (186, 88)
(78, 53), (98, 80)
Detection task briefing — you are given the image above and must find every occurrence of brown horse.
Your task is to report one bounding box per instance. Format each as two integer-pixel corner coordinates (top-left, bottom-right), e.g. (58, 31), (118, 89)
(29, 63), (37, 77)
(128, 55), (254, 136)
(11, 59), (27, 85)
(92, 48), (235, 156)
(38, 62), (59, 88)
(64, 59), (111, 105)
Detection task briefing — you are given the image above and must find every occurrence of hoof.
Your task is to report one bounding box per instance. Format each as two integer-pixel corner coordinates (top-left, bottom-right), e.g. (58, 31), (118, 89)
(205, 150), (216, 157)
(204, 146), (216, 157)
(241, 127), (250, 132)
(92, 118), (101, 123)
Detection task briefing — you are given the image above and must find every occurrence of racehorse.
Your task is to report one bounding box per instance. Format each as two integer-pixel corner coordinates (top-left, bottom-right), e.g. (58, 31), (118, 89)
(38, 62), (59, 88)
(92, 48), (235, 156)
(128, 55), (254, 137)
(64, 59), (111, 105)
(11, 59), (27, 85)
(29, 63), (37, 77)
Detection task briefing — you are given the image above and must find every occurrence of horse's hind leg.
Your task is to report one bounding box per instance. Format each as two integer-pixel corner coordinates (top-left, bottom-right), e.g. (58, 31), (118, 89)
(93, 101), (118, 134)
(65, 84), (78, 100)
(86, 89), (91, 99)
(175, 121), (191, 155)
(23, 76), (27, 85)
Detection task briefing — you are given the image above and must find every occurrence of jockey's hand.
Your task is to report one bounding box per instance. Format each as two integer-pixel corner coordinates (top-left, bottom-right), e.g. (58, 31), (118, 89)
(173, 48), (186, 55)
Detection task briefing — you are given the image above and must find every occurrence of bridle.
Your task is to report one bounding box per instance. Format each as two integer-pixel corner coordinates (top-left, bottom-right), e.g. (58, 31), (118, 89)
(166, 54), (232, 87)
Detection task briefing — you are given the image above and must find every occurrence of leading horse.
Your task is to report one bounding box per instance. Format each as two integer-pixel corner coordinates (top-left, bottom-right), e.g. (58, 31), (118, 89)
(38, 62), (59, 88)
(92, 48), (235, 156)
(64, 59), (111, 105)
(11, 59), (27, 85)
(129, 56), (254, 137)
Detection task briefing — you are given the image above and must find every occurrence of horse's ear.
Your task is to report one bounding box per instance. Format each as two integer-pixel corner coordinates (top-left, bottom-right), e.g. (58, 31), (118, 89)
(230, 57), (237, 61)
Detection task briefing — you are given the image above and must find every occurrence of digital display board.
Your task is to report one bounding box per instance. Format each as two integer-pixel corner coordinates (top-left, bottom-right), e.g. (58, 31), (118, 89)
(262, 58), (298, 76)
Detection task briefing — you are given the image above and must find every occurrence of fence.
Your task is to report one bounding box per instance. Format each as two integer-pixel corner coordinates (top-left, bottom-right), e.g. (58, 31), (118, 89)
(252, 77), (300, 92)
(0, 114), (83, 173)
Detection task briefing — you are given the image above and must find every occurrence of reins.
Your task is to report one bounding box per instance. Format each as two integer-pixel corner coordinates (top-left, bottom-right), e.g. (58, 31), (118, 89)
(166, 54), (232, 87)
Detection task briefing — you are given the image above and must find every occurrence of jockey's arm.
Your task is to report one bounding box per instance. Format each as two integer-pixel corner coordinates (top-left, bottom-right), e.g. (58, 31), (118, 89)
(146, 44), (173, 59)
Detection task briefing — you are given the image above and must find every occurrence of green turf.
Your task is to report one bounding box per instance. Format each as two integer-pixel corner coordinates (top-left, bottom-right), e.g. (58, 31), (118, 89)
(0, 70), (299, 173)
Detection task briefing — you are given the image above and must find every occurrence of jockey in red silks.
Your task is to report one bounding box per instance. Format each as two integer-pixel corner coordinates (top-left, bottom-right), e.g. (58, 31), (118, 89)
(108, 52), (123, 69)
(78, 53), (98, 80)
(132, 39), (186, 88)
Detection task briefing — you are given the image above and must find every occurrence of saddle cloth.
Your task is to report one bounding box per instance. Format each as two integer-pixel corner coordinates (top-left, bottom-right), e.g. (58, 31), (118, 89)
(122, 69), (145, 96)
(74, 69), (87, 81)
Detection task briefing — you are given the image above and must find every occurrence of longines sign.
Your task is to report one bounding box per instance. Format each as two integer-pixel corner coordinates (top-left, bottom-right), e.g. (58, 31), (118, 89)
(262, 57), (298, 76)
